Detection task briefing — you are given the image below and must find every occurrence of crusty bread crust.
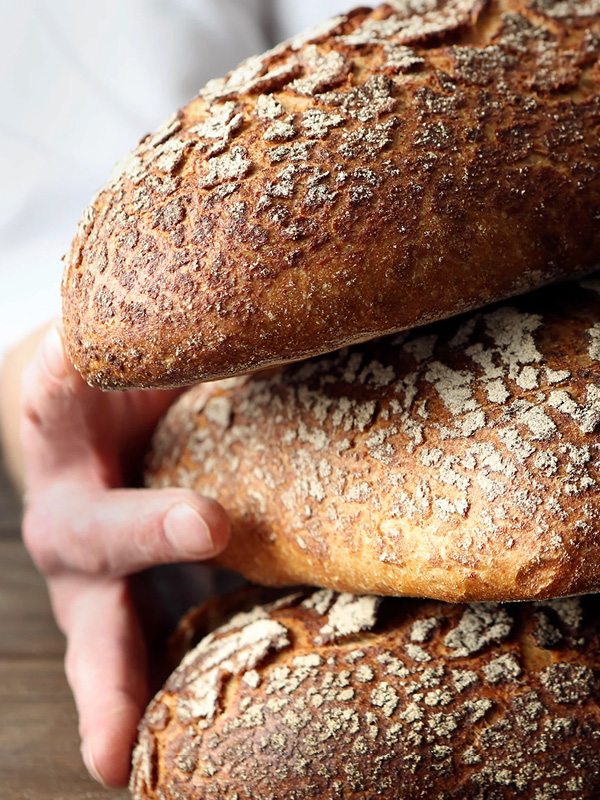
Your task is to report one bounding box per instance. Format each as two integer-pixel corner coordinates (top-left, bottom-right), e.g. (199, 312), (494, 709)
(131, 589), (600, 800)
(63, 0), (600, 389)
(147, 279), (600, 602)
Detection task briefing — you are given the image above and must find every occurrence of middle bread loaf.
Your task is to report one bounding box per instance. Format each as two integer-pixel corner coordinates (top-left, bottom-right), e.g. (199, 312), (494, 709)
(147, 278), (600, 602)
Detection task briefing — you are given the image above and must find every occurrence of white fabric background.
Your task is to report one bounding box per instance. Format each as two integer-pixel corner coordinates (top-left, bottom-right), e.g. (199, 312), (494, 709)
(0, 0), (351, 355)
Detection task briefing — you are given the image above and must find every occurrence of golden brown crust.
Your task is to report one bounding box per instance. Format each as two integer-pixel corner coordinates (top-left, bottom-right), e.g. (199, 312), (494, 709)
(62, 0), (600, 389)
(146, 279), (600, 602)
(164, 586), (289, 674)
(130, 589), (600, 800)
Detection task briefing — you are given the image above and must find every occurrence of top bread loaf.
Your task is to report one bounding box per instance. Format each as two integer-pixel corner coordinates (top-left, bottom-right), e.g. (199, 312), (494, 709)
(62, 0), (600, 389)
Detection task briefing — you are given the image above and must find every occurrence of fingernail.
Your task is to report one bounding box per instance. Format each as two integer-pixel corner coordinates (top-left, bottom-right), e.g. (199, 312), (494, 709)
(41, 326), (66, 381)
(82, 740), (105, 785)
(164, 504), (215, 557)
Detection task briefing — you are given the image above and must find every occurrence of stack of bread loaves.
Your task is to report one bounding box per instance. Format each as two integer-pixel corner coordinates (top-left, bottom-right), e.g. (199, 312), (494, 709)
(62, 0), (600, 798)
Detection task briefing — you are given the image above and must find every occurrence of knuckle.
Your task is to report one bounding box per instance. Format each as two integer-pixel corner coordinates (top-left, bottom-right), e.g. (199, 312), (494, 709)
(84, 551), (111, 577)
(20, 354), (78, 434)
(67, 517), (110, 577)
(22, 492), (111, 578)
(131, 517), (168, 569)
(22, 505), (62, 575)
(20, 367), (44, 430)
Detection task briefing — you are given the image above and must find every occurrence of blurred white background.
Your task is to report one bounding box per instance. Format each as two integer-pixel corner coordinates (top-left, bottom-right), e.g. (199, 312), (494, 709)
(0, 0), (350, 355)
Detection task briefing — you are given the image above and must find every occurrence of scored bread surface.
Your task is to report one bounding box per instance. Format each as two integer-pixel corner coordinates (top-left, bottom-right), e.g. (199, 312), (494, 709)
(63, 0), (600, 389)
(130, 589), (600, 800)
(147, 279), (600, 602)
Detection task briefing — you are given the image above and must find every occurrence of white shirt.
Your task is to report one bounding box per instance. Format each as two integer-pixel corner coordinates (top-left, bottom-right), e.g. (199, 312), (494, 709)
(0, 0), (351, 354)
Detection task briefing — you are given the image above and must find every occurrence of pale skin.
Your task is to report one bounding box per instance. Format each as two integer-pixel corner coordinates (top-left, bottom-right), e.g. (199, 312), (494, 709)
(0, 324), (231, 787)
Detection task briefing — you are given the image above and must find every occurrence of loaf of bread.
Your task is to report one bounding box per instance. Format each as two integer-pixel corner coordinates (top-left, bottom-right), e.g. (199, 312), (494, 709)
(147, 278), (600, 602)
(62, 0), (600, 389)
(130, 588), (600, 800)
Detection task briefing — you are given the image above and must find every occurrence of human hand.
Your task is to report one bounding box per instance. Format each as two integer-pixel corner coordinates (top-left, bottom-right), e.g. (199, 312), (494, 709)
(19, 325), (230, 787)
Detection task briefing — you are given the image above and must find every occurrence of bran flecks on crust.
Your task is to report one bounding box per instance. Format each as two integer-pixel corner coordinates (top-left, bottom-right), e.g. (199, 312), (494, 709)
(147, 279), (600, 603)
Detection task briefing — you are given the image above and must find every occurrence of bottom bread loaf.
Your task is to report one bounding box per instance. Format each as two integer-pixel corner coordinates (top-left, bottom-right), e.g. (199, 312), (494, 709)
(130, 589), (600, 800)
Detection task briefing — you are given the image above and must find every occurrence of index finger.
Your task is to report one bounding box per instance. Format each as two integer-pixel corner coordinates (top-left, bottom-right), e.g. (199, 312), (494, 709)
(20, 325), (104, 493)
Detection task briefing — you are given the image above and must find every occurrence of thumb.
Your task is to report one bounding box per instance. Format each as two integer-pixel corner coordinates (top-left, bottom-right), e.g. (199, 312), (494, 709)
(24, 486), (231, 578)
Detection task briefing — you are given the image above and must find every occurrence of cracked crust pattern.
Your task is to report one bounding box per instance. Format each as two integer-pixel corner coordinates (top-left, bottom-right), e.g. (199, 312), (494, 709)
(62, 0), (600, 389)
(147, 279), (600, 602)
(130, 589), (600, 800)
